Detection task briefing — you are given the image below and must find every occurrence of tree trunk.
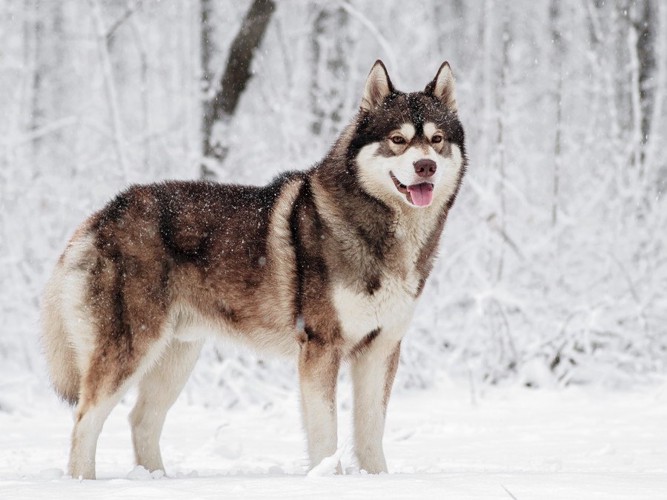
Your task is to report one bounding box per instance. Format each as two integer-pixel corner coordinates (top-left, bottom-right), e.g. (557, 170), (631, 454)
(643, 0), (666, 188)
(89, 0), (130, 180)
(550, 0), (564, 227)
(200, 0), (276, 180)
(310, 5), (350, 137)
(27, 0), (65, 159)
(635, 0), (656, 155)
(495, 14), (511, 283)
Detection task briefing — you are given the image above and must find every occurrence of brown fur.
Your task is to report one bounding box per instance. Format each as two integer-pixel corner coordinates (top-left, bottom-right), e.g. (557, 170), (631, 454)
(41, 60), (466, 479)
(383, 342), (402, 408)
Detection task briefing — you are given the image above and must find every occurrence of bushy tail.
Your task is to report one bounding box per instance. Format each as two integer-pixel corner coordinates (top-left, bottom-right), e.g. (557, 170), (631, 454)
(41, 268), (80, 406)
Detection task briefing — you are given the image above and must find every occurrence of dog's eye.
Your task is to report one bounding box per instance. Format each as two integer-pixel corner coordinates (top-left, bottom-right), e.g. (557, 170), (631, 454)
(431, 134), (444, 144)
(390, 135), (406, 145)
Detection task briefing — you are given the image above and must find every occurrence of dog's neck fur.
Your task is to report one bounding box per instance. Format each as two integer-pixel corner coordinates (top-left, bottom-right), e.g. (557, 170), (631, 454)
(316, 126), (396, 250)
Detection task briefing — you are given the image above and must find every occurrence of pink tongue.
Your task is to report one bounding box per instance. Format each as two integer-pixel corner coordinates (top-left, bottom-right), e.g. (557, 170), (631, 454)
(407, 183), (434, 207)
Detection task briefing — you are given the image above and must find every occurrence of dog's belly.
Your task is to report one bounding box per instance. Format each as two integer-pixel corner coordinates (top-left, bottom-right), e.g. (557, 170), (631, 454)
(332, 276), (418, 344)
(171, 301), (299, 357)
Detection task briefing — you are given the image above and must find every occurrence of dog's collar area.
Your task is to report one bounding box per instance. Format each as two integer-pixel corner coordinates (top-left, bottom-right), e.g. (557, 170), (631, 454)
(389, 172), (434, 207)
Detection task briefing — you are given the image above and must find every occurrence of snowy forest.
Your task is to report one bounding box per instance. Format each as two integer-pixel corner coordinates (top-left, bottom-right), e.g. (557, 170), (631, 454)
(1, 0), (666, 412)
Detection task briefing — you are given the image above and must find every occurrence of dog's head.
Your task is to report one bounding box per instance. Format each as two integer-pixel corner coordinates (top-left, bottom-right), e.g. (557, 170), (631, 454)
(351, 61), (466, 210)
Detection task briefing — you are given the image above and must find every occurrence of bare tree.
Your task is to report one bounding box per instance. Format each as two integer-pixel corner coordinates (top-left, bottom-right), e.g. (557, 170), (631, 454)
(89, 0), (130, 179)
(26, 0), (66, 160)
(201, 0), (276, 179)
(309, 5), (350, 137)
(550, 0), (564, 227)
(634, 0), (656, 161)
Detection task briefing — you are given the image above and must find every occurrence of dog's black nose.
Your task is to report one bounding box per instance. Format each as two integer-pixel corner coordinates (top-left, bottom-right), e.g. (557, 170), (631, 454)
(414, 159), (437, 178)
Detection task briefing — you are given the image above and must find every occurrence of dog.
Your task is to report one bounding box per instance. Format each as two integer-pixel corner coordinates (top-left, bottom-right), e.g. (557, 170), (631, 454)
(41, 60), (466, 479)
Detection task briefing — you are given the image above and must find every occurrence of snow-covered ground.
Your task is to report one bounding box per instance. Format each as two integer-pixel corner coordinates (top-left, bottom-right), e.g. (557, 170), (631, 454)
(1, 378), (666, 499)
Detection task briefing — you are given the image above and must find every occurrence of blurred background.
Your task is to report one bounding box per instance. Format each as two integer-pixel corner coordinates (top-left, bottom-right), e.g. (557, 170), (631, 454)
(1, 0), (666, 410)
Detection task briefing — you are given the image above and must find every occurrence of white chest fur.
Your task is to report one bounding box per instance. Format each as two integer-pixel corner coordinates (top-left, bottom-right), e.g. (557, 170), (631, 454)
(327, 195), (443, 347)
(332, 273), (419, 344)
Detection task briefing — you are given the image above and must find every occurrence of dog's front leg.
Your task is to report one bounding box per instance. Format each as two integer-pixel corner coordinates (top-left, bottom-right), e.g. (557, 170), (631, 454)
(351, 339), (401, 473)
(298, 334), (341, 471)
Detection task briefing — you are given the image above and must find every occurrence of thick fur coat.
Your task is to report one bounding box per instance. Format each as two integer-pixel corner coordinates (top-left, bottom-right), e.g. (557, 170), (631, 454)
(42, 60), (466, 479)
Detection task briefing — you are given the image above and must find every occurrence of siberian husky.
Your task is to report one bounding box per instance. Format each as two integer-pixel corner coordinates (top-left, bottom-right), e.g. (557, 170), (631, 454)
(42, 60), (466, 479)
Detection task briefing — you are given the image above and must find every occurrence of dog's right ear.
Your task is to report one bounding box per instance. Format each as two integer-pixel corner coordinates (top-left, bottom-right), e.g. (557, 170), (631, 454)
(361, 60), (394, 112)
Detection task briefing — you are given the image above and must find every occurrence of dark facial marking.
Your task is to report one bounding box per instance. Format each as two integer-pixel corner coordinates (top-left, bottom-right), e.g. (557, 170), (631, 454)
(350, 87), (464, 164)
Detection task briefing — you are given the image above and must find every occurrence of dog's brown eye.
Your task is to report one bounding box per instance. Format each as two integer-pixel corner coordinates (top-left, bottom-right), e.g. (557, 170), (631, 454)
(391, 135), (406, 145)
(431, 134), (443, 144)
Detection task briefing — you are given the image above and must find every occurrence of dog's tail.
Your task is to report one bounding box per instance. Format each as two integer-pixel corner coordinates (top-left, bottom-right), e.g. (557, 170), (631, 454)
(41, 263), (80, 406)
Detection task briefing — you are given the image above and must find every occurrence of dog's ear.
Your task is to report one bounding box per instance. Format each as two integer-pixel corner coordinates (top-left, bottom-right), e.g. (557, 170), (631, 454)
(425, 61), (457, 113)
(361, 60), (394, 112)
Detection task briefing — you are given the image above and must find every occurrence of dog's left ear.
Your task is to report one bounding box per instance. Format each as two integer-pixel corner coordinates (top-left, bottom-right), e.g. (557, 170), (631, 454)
(425, 61), (457, 113)
(361, 60), (394, 112)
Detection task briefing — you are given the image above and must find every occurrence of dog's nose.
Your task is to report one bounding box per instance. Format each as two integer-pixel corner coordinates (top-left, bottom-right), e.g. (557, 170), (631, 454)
(414, 159), (437, 178)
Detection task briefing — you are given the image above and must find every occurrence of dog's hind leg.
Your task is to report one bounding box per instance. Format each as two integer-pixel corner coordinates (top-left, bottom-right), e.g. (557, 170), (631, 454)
(129, 339), (203, 473)
(351, 339), (401, 474)
(68, 332), (171, 480)
(69, 383), (129, 479)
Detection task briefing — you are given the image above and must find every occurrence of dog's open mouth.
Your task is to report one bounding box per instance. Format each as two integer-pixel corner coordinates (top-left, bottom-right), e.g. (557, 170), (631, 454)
(390, 172), (434, 207)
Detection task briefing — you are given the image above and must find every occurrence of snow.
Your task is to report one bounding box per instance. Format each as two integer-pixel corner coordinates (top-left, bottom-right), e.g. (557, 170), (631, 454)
(1, 379), (666, 499)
